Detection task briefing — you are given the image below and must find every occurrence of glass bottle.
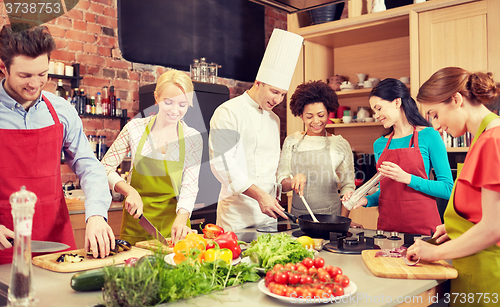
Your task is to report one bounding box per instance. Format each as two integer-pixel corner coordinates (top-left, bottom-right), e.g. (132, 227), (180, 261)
(85, 94), (91, 114)
(8, 186), (37, 307)
(70, 88), (78, 110)
(88, 135), (97, 158)
(78, 89), (86, 115)
(97, 135), (107, 161)
(90, 96), (96, 115)
(115, 98), (122, 117)
(102, 86), (110, 116)
(95, 92), (102, 115)
(190, 59), (200, 81)
(109, 86), (116, 117)
(55, 79), (65, 97)
(199, 57), (208, 82)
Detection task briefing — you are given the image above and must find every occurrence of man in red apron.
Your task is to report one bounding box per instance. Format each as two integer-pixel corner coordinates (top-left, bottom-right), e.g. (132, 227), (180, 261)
(0, 24), (114, 263)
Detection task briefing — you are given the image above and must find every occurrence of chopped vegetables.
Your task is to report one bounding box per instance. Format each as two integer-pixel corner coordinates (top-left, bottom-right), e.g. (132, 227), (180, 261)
(202, 223), (225, 239)
(57, 253), (84, 263)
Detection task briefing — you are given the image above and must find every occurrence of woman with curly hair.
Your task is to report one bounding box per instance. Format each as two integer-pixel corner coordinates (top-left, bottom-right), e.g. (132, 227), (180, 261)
(407, 67), (500, 305)
(277, 80), (361, 227)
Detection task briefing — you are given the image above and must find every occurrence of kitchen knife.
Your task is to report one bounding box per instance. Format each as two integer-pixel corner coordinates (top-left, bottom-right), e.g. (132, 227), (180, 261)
(7, 238), (70, 253)
(138, 214), (170, 247)
(423, 237), (441, 245)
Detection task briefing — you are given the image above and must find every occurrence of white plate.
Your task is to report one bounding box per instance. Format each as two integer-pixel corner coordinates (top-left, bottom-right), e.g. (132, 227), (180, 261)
(258, 279), (357, 304)
(164, 253), (241, 266)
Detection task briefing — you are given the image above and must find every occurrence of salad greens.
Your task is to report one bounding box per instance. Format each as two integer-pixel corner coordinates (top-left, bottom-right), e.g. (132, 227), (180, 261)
(242, 233), (314, 270)
(102, 251), (260, 307)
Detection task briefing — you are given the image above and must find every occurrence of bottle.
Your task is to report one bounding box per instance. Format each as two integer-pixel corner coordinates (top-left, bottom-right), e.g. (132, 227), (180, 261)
(199, 57), (208, 82)
(78, 89), (86, 115)
(190, 59), (199, 81)
(109, 86), (116, 117)
(90, 96), (96, 115)
(116, 98), (122, 117)
(97, 135), (107, 160)
(88, 135), (97, 157)
(55, 79), (65, 97)
(85, 94), (91, 114)
(8, 186), (37, 306)
(95, 92), (102, 115)
(102, 86), (110, 116)
(70, 88), (78, 110)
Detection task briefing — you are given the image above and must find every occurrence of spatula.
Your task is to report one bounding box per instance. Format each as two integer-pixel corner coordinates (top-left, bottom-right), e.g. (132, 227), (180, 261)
(289, 175), (319, 223)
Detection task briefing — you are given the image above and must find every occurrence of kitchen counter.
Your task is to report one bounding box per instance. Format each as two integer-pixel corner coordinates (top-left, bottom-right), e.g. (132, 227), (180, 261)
(0, 225), (449, 307)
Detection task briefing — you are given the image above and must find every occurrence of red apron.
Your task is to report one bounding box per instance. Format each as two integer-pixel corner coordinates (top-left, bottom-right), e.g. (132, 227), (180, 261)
(0, 95), (75, 264)
(376, 128), (441, 235)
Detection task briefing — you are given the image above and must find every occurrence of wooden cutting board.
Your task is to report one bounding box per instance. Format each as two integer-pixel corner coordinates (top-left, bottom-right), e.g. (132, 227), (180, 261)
(32, 246), (151, 273)
(362, 250), (458, 279)
(135, 239), (174, 254)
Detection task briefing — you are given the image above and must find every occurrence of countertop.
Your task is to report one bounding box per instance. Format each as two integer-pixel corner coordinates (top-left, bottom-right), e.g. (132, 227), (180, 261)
(0, 225), (448, 307)
(66, 199), (123, 215)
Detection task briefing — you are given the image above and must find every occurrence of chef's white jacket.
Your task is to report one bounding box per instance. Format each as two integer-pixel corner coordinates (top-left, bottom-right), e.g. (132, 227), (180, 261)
(209, 92), (279, 231)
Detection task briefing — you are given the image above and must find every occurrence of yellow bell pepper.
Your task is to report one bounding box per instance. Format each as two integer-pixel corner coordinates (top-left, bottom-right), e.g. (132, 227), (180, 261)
(204, 248), (232, 265)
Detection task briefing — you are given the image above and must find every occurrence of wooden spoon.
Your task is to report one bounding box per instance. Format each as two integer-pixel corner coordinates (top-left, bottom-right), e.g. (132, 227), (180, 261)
(290, 175), (319, 223)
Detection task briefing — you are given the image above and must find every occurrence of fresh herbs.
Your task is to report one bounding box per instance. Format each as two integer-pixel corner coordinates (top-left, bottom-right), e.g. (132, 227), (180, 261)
(242, 233), (315, 270)
(101, 251), (260, 306)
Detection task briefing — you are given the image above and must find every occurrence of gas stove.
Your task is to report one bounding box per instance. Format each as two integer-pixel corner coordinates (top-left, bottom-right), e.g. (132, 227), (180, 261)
(323, 231), (380, 254)
(292, 229), (352, 240)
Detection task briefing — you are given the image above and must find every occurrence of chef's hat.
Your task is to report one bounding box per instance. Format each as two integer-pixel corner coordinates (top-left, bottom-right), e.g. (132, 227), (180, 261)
(256, 29), (304, 91)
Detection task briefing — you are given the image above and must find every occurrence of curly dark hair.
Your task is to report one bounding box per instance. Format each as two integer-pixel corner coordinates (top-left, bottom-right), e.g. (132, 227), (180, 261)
(290, 80), (339, 117)
(0, 24), (55, 73)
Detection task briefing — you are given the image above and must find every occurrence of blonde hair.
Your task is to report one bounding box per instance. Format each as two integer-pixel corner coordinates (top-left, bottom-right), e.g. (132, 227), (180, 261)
(154, 69), (194, 106)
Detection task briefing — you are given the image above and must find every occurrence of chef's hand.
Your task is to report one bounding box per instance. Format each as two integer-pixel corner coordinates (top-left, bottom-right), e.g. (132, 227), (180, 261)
(244, 185), (288, 220)
(378, 161), (411, 184)
(352, 197), (368, 210)
(432, 224), (450, 244)
(124, 189), (143, 219)
(0, 225), (14, 250)
(291, 173), (307, 196)
(85, 215), (116, 259)
(171, 209), (197, 244)
(406, 238), (441, 263)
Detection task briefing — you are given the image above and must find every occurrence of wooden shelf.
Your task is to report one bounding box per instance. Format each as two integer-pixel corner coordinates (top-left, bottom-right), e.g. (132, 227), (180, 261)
(446, 147), (469, 153)
(326, 122), (383, 128)
(48, 63), (82, 88)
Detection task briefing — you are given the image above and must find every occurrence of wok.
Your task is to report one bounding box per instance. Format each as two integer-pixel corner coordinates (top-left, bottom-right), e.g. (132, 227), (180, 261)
(284, 211), (351, 238)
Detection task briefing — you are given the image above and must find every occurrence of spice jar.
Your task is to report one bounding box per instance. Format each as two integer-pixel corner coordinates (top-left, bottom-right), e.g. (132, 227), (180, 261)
(8, 186), (37, 306)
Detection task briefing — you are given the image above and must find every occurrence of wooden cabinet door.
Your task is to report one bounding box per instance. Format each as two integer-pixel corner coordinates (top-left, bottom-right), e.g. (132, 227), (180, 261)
(418, 0), (500, 85)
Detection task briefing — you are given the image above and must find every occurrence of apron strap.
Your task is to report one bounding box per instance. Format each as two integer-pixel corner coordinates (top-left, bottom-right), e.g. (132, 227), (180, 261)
(409, 127), (418, 148)
(42, 95), (61, 125)
(383, 131), (395, 150)
(470, 113), (499, 148)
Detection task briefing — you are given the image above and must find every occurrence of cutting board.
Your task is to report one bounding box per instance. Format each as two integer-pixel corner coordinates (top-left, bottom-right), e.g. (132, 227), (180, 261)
(362, 250), (458, 279)
(135, 239), (174, 254)
(32, 246), (151, 273)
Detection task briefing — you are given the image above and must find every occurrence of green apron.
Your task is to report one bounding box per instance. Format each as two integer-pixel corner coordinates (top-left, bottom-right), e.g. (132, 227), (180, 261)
(444, 113), (500, 306)
(120, 117), (189, 245)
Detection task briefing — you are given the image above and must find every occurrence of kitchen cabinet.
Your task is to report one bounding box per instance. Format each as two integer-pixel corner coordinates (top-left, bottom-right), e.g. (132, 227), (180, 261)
(286, 0), (497, 154)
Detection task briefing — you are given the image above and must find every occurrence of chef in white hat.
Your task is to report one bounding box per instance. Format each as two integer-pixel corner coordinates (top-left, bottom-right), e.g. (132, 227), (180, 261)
(209, 29), (303, 231)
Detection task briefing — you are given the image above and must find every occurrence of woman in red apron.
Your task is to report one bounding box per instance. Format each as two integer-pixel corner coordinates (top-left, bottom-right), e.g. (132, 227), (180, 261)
(350, 78), (453, 236)
(101, 70), (202, 245)
(408, 67), (500, 306)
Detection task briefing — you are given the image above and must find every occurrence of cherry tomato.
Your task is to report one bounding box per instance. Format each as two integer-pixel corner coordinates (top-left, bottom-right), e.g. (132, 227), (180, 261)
(313, 257), (325, 269)
(285, 263), (296, 271)
(288, 273), (300, 285)
(308, 267), (318, 276)
(315, 289), (325, 298)
(302, 288), (313, 298)
(318, 271), (331, 282)
(302, 257), (314, 269)
(300, 275), (312, 284)
(285, 286), (296, 297)
(273, 263), (285, 272)
(326, 266), (342, 278)
(295, 286), (304, 297)
(335, 274), (350, 287)
(297, 265), (308, 274)
(332, 284), (344, 296)
(274, 271), (288, 284)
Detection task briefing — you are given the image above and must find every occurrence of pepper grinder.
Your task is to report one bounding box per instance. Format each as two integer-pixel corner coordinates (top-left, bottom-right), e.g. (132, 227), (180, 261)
(8, 186), (37, 307)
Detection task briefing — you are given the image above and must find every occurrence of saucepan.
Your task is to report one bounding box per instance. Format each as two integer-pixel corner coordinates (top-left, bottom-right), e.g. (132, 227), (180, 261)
(284, 211), (351, 238)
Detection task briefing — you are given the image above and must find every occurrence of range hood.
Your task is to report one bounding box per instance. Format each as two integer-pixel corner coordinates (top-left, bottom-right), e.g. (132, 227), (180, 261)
(249, 0), (348, 14)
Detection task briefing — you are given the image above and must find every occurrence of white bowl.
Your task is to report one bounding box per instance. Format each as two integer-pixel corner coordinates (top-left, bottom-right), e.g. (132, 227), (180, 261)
(342, 116), (353, 123)
(364, 117), (375, 122)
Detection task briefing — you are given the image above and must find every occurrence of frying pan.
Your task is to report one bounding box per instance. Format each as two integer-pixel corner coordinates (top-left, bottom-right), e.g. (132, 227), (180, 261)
(284, 211), (351, 238)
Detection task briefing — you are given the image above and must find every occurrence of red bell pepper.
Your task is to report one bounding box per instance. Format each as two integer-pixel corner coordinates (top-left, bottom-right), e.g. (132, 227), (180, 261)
(202, 223), (224, 239)
(206, 231), (244, 260)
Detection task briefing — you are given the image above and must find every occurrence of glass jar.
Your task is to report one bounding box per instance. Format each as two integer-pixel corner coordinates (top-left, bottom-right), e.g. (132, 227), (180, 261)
(199, 57), (208, 82)
(97, 135), (107, 161)
(88, 135), (97, 158)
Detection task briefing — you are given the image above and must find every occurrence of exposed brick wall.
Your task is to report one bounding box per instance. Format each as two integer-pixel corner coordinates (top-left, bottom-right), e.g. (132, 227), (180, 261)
(0, 1), (286, 186)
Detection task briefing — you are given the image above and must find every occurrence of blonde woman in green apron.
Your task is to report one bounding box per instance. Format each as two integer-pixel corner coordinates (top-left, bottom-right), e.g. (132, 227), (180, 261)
(277, 81), (361, 228)
(102, 70), (202, 245)
(407, 67), (500, 306)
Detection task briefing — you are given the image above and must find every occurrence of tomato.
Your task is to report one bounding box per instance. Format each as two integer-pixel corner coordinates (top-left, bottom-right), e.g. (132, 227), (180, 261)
(297, 265), (308, 274)
(313, 257), (325, 269)
(274, 271), (288, 284)
(326, 266), (342, 278)
(318, 271), (331, 282)
(285, 286), (296, 297)
(285, 263), (296, 271)
(288, 273), (300, 285)
(315, 289), (325, 298)
(302, 288), (313, 298)
(275, 285), (287, 296)
(308, 267), (318, 276)
(332, 284), (344, 296)
(302, 257), (314, 269)
(335, 274), (350, 287)
(295, 286), (304, 297)
(273, 263), (285, 272)
(300, 275), (312, 284)
(265, 270), (275, 285)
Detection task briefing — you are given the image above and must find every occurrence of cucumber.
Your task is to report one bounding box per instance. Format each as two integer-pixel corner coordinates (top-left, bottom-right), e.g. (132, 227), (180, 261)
(71, 268), (105, 292)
